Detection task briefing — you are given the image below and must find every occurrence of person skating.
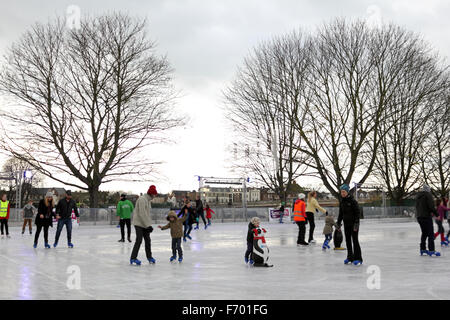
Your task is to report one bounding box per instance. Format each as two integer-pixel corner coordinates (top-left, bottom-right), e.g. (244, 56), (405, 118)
(204, 204), (215, 226)
(130, 185), (157, 265)
(322, 212), (339, 250)
(337, 184), (363, 265)
(181, 201), (196, 242)
(250, 221), (273, 267)
(34, 192), (55, 248)
(245, 217), (259, 264)
(194, 196), (207, 229)
(278, 202), (285, 223)
(0, 194), (10, 238)
(53, 190), (79, 248)
(293, 193), (308, 246)
(305, 191), (327, 244)
(158, 210), (188, 263)
(22, 199), (36, 235)
(434, 198), (449, 247)
(415, 184), (440, 257)
(116, 194), (134, 243)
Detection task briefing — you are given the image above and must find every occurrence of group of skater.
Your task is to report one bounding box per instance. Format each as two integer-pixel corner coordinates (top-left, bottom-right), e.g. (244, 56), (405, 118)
(1, 182), (449, 268)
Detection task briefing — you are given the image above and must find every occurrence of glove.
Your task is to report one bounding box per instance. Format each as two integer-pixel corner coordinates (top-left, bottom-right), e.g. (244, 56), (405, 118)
(196, 217), (199, 222)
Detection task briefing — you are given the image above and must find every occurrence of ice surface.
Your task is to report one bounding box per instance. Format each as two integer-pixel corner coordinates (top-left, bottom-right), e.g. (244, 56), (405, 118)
(0, 218), (449, 300)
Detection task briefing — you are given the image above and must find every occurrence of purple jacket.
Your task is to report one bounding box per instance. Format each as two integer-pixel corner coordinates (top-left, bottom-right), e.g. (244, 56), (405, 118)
(437, 204), (449, 220)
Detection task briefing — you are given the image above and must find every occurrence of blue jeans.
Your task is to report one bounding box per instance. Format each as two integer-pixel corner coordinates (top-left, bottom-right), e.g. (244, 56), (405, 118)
(55, 218), (73, 244)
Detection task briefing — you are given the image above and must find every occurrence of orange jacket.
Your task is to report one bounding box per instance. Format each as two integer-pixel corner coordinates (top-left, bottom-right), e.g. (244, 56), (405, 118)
(293, 199), (306, 222)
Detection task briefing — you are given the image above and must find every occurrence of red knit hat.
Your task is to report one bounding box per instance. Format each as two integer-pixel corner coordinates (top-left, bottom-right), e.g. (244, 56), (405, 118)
(147, 185), (157, 195)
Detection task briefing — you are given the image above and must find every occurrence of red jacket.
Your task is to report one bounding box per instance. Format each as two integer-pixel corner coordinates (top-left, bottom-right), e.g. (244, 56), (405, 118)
(204, 207), (215, 219)
(0, 201), (10, 220)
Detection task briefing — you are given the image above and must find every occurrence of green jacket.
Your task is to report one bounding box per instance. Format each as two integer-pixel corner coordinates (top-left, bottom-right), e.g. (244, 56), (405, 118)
(116, 200), (134, 219)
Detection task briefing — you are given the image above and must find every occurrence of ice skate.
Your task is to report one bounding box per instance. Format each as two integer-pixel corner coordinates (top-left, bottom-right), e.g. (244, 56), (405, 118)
(420, 250), (429, 256)
(441, 241), (449, 247)
(344, 259), (352, 265)
(118, 239), (125, 242)
(148, 257), (156, 264)
(45, 243), (51, 249)
(353, 260), (363, 266)
(309, 239), (316, 244)
(53, 242), (58, 248)
(245, 257), (249, 264)
(130, 258), (141, 266)
(204, 225), (208, 230)
(170, 256), (176, 262)
(178, 257), (183, 263)
(127, 238), (132, 243)
(186, 235), (192, 240)
(33, 243), (37, 248)
(427, 251), (441, 257)
(68, 243), (74, 248)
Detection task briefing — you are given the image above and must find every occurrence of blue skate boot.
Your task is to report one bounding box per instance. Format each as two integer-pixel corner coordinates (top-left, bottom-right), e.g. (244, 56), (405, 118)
(204, 225), (208, 230)
(353, 260), (363, 266)
(344, 259), (352, 265)
(33, 243), (37, 249)
(427, 251), (441, 257)
(420, 250), (429, 256)
(148, 257), (156, 264)
(53, 242), (58, 248)
(194, 226), (199, 230)
(186, 235), (192, 240)
(130, 259), (141, 265)
(245, 257), (249, 264)
(441, 241), (449, 247)
(178, 257), (183, 263)
(45, 243), (51, 249)
(68, 243), (74, 248)
(170, 256), (176, 262)
(248, 259), (254, 265)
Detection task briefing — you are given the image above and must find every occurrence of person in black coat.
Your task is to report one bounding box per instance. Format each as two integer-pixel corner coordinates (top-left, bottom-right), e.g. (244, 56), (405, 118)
(244, 218), (259, 264)
(181, 201), (196, 241)
(34, 192), (55, 248)
(415, 184), (440, 256)
(337, 184), (362, 265)
(194, 196), (207, 229)
(54, 190), (79, 248)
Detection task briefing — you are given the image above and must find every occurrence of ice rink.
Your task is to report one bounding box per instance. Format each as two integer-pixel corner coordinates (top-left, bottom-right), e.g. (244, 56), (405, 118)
(0, 218), (449, 300)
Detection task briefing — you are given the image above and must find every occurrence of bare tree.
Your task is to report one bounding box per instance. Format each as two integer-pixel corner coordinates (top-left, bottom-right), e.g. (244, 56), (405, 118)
(224, 31), (311, 202)
(420, 90), (450, 198)
(0, 13), (182, 207)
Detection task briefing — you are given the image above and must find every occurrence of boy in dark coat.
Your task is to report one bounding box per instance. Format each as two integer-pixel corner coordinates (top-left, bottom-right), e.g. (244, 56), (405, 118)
(244, 217), (260, 264)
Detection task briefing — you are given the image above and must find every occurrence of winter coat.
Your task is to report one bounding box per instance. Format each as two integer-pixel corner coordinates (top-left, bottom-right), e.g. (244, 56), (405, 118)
(132, 194), (153, 228)
(323, 215), (338, 235)
(179, 205), (196, 225)
(415, 191), (438, 219)
(337, 194), (361, 227)
(56, 198), (79, 219)
(246, 222), (256, 243)
(306, 197), (326, 214)
(0, 200), (10, 220)
(23, 204), (36, 219)
(161, 211), (187, 238)
(204, 207), (215, 219)
(195, 199), (204, 214)
(437, 204), (449, 221)
(35, 199), (55, 227)
(116, 199), (134, 219)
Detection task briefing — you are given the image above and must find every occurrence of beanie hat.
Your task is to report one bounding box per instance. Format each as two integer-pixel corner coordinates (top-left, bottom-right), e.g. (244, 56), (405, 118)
(298, 193), (305, 200)
(422, 184), (431, 193)
(340, 184), (350, 192)
(147, 185), (157, 195)
(45, 191), (53, 198)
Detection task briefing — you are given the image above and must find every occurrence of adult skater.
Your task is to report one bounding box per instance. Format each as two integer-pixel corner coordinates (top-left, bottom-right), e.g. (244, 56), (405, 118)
(34, 192), (55, 248)
(22, 199), (37, 235)
(278, 202), (285, 223)
(54, 190), (79, 248)
(293, 193), (308, 246)
(337, 184), (363, 265)
(244, 217), (259, 264)
(194, 196), (207, 229)
(305, 191), (327, 244)
(181, 201), (196, 241)
(434, 198), (449, 246)
(415, 184), (440, 256)
(116, 194), (134, 243)
(130, 185), (157, 265)
(0, 194), (10, 238)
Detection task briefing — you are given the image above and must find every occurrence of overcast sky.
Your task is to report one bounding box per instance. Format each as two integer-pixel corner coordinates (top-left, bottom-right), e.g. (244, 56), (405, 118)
(0, 0), (449, 195)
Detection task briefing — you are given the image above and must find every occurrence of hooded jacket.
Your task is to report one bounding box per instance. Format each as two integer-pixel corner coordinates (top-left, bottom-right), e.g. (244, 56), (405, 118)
(246, 222), (256, 243)
(337, 194), (360, 227)
(161, 211), (187, 238)
(415, 191), (438, 219)
(323, 215), (339, 235)
(132, 194), (153, 228)
(23, 203), (37, 219)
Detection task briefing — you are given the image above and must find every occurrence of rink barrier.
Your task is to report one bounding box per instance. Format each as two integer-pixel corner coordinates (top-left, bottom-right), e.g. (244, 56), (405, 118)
(7, 206), (417, 226)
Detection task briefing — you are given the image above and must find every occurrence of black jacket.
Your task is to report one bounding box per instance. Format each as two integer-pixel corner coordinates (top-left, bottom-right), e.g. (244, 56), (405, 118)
(35, 199), (55, 227)
(56, 198), (79, 219)
(415, 191), (438, 219)
(337, 195), (360, 227)
(195, 199), (204, 214)
(179, 205), (196, 224)
(247, 222), (256, 243)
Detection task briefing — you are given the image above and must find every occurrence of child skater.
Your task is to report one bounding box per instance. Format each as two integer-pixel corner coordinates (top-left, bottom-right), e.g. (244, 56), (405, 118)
(22, 199), (37, 235)
(204, 204), (215, 226)
(158, 211), (187, 262)
(322, 211), (338, 250)
(245, 217), (260, 264)
(435, 198), (449, 246)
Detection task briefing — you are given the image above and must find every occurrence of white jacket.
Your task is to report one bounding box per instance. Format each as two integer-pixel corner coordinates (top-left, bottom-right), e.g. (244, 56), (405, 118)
(132, 194), (152, 228)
